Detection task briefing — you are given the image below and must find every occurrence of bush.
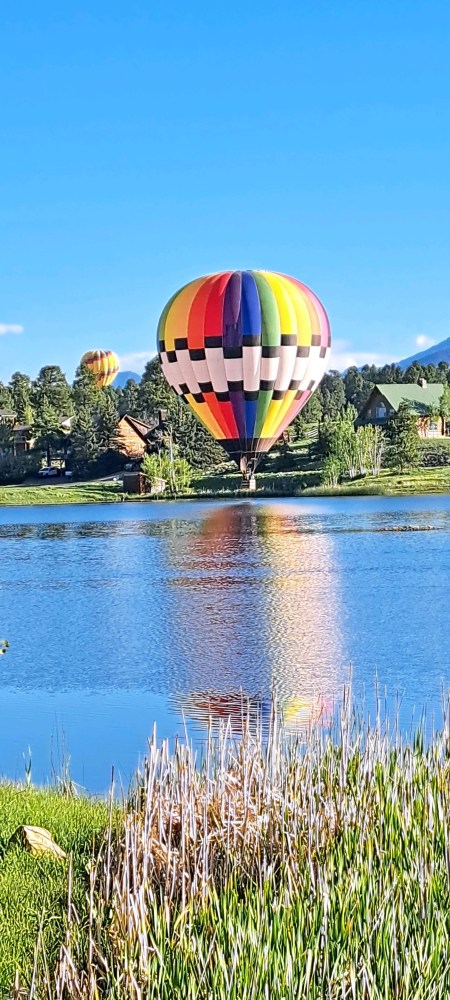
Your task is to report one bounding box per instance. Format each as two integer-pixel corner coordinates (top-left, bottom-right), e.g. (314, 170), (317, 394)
(141, 452), (193, 493)
(418, 440), (450, 466)
(0, 454), (39, 484)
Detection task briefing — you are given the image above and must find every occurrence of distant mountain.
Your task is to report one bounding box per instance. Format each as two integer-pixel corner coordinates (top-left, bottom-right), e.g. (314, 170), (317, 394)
(115, 370), (142, 388)
(397, 337), (450, 370)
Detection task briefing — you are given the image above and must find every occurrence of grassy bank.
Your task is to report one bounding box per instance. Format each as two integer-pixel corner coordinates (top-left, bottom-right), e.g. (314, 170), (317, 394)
(0, 785), (109, 995)
(0, 481), (123, 505)
(3, 457), (450, 506)
(5, 708), (450, 997)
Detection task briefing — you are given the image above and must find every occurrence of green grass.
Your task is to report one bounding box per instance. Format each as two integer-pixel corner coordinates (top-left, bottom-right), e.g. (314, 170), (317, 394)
(4, 445), (450, 506)
(0, 481), (123, 505)
(0, 785), (109, 995)
(303, 466), (450, 497)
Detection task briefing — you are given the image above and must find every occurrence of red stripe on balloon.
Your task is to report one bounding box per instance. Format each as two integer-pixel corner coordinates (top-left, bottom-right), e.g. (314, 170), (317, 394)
(187, 274), (219, 350)
(204, 394), (239, 439)
(204, 271), (232, 337)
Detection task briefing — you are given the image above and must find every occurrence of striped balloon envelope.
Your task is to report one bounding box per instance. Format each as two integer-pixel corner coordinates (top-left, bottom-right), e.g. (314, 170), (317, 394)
(81, 349), (120, 389)
(157, 270), (330, 472)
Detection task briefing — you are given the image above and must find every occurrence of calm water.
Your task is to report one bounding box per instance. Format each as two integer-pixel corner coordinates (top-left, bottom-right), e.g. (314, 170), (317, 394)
(1, 495), (450, 790)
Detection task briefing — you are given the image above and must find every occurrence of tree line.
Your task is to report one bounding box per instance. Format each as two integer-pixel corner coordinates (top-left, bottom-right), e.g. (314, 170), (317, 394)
(294, 358), (450, 431)
(1, 354), (450, 485)
(0, 358), (225, 483)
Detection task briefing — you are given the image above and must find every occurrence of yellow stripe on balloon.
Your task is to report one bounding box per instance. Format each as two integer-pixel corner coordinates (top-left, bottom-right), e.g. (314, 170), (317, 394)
(274, 274), (313, 346)
(260, 388), (298, 440)
(163, 278), (206, 352)
(184, 396), (226, 440)
(258, 271), (297, 334)
(259, 399), (285, 440)
(255, 272), (299, 438)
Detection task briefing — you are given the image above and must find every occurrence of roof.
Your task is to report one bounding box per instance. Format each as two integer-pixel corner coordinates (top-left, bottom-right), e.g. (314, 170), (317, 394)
(365, 383), (444, 416)
(119, 414), (157, 440)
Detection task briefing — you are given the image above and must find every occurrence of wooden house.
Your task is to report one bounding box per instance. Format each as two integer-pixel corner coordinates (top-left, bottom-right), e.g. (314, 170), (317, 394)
(357, 381), (447, 437)
(114, 414), (157, 459)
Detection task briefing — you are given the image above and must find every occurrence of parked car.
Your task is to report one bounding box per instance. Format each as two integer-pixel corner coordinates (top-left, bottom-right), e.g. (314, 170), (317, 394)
(38, 466), (60, 478)
(64, 470), (73, 478)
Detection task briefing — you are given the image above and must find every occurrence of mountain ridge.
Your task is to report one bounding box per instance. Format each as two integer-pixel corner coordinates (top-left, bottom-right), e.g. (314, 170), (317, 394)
(114, 370), (142, 388)
(397, 337), (450, 370)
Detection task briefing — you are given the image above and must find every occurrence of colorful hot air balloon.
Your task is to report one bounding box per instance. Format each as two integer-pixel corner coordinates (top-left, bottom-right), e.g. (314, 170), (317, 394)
(81, 349), (119, 388)
(157, 270), (330, 481)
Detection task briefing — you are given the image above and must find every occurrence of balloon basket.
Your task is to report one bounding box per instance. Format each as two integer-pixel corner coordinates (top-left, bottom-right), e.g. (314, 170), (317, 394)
(241, 476), (256, 492)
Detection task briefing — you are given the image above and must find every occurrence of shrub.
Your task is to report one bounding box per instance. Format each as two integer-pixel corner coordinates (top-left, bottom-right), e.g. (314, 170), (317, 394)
(0, 454), (39, 485)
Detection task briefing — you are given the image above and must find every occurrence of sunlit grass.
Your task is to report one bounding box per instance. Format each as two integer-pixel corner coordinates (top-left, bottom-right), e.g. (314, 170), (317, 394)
(0, 482), (123, 505)
(3, 461), (450, 506)
(0, 785), (109, 995)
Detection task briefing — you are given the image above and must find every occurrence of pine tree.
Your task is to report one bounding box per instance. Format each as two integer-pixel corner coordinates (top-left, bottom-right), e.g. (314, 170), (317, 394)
(33, 365), (73, 418)
(71, 407), (100, 472)
(9, 372), (33, 424)
(97, 391), (119, 451)
(34, 393), (61, 465)
(387, 402), (419, 471)
(72, 363), (101, 412)
(0, 383), (14, 411)
(119, 379), (140, 417)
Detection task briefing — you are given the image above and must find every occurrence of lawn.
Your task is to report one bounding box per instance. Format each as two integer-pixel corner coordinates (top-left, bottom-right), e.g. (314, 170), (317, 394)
(0, 481), (123, 505)
(0, 784), (109, 994)
(3, 444), (450, 505)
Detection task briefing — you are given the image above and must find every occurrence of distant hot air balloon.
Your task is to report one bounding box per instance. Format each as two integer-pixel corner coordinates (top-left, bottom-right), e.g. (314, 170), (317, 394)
(81, 349), (119, 388)
(157, 270), (330, 483)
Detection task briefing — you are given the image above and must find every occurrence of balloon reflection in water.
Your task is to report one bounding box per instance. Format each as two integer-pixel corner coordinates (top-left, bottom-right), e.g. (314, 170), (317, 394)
(170, 503), (345, 736)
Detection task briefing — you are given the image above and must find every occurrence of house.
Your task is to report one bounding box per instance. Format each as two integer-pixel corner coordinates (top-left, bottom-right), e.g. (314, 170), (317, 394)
(0, 412), (72, 456)
(0, 410), (16, 425)
(114, 414), (158, 459)
(357, 381), (446, 438)
(12, 425), (35, 452)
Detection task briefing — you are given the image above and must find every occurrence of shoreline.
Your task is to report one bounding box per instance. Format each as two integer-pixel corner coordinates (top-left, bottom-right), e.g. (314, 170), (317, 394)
(2, 473), (450, 506)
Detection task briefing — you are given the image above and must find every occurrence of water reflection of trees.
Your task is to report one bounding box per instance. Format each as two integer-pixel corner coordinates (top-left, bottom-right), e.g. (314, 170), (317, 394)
(170, 503), (346, 736)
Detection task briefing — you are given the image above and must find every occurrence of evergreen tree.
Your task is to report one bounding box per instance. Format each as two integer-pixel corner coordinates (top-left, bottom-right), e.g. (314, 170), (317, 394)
(343, 367), (371, 410)
(71, 407), (100, 472)
(97, 390), (119, 451)
(9, 372), (33, 424)
(319, 370), (346, 419)
(33, 365), (73, 418)
(386, 402), (419, 471)
(0, 383), (14, 411)
(402, 362), (423, 384)
(119, 378), (140, 417)
(33, 393), (61, 465)
(72, 363), (101, 412)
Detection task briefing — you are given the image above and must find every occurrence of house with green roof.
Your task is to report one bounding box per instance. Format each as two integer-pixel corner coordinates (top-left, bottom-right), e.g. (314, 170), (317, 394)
(357, 381), (447, 437)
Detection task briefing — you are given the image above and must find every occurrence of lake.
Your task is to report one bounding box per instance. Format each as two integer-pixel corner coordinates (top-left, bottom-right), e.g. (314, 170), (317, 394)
(1, 495), (450, 791)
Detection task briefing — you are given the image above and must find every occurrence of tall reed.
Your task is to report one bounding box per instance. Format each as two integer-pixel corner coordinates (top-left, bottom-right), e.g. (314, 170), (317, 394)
(43, 697), (450, 999)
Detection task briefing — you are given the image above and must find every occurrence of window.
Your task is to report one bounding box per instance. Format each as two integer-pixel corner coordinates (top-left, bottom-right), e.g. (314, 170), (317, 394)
(375, 404), (386, 419)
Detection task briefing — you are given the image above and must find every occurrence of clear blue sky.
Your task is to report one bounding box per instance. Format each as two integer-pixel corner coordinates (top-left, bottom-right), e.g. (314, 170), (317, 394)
(2, 0), (450, 382)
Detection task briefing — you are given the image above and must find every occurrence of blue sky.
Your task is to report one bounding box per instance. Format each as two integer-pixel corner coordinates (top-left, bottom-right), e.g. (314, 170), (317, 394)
(2, 0), (450, 382)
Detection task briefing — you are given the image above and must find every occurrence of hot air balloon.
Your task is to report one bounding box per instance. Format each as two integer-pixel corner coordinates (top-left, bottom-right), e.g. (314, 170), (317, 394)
(81, 349), (119, 388)
(157, 270), (330, 484)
